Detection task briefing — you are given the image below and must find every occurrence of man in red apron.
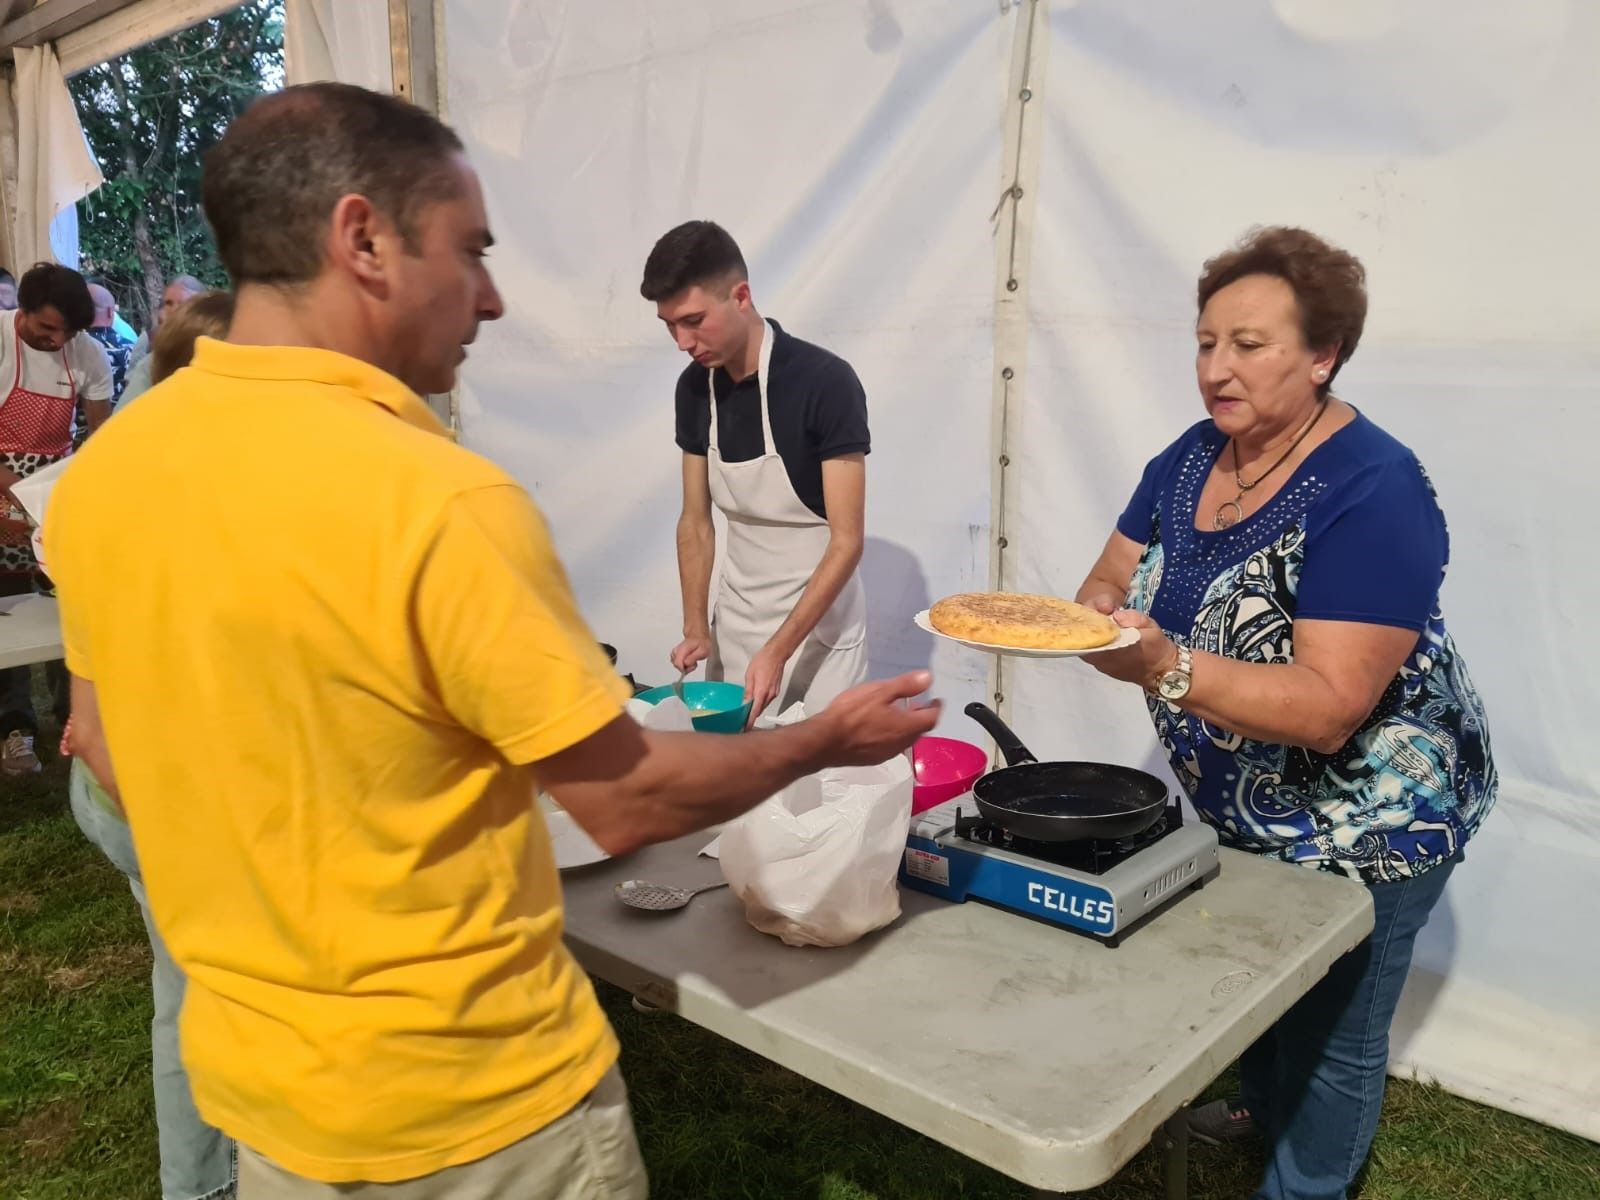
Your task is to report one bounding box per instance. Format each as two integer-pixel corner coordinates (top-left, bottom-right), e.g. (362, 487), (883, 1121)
(0, 264), (112, 774)
(642, 221), (870, 726)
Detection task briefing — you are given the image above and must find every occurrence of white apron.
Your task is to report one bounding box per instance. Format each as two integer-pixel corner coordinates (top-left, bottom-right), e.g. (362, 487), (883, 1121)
(705, 320), (867, 720)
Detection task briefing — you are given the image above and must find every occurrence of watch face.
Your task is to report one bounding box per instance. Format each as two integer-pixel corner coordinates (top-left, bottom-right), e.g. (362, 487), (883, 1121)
(1158, 672), (1191, 701)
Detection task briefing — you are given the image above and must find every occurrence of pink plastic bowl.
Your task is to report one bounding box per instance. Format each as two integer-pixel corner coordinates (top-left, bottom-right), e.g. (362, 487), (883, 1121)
(911, 736), (989, 815)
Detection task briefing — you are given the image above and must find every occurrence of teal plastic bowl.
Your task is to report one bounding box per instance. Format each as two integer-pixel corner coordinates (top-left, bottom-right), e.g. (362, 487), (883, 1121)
(635, 680), (751, 733)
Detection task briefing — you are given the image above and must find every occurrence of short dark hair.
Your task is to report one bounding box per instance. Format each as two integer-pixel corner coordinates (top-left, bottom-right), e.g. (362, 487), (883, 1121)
(1197, 227), (1367, 395)
(17, 262), (94, 332)
(202, 82), (466, 287)
(0, 268), (16, 285)
(640, 221), (748, 302)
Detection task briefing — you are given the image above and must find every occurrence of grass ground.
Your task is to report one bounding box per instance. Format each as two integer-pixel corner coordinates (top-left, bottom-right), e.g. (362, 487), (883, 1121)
(4, 730), (1597, 1199)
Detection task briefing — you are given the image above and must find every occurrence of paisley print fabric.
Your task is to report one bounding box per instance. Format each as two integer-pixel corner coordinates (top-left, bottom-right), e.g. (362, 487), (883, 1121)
(1116, 414), (1495, 882)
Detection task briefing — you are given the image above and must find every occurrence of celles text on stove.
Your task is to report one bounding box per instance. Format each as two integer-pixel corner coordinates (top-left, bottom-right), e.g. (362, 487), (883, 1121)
(1025, 881), (1115, 928)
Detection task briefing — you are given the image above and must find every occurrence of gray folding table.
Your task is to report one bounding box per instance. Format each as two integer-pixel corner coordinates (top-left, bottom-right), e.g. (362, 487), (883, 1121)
(560, 832), (1373, 1196)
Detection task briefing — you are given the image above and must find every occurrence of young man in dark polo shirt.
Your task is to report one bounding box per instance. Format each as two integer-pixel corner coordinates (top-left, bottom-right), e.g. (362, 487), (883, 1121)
(643, 221), (870, 725)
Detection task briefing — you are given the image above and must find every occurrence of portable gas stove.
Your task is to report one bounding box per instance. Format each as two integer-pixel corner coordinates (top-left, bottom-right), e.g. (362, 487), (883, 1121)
(899, 795), (1220, 946)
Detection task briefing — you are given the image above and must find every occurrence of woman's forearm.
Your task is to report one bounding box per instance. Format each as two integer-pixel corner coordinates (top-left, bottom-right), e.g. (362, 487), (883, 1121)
(1175, 650), (1367, 754)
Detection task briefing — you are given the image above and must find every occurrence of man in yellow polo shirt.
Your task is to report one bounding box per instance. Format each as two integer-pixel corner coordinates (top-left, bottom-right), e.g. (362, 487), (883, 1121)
(46, 83), (936, 1199)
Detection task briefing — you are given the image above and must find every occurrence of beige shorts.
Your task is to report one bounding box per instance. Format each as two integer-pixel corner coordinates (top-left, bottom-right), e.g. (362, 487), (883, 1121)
(237, 1065), (648, 1200)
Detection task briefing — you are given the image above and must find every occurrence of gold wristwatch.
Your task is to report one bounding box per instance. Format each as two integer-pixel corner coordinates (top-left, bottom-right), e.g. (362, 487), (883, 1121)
(1153, 643), (1193, 701)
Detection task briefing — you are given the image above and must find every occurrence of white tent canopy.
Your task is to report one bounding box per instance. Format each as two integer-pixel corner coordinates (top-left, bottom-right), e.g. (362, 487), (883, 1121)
(4, 0), (1595, 1145)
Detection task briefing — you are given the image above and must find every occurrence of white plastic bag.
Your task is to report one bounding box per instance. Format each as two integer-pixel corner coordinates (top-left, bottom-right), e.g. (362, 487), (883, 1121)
(10, 456), (69, 570)
(719, 706), (913, 947)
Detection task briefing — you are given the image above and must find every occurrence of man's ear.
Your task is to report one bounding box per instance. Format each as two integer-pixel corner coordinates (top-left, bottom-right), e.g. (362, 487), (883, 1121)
(326, 193), (393, 292)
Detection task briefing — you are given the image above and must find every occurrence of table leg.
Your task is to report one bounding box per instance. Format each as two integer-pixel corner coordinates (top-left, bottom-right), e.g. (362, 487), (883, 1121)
(1158, 1104), (1190, 1200)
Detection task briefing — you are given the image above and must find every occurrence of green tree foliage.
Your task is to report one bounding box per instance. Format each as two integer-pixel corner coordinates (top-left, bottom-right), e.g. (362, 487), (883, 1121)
(70, 2), (283, 331)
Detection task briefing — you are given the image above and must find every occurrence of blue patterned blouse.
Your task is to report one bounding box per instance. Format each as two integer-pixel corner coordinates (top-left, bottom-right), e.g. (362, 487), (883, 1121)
(1117, 411), (1496, 883)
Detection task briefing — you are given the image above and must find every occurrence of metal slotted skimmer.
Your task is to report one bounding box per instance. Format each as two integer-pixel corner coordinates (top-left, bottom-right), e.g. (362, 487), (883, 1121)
(614, 879), (729, 912)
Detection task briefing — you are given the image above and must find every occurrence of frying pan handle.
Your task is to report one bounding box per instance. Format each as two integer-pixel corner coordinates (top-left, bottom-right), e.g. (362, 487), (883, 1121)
(963, 702), (1038, 767)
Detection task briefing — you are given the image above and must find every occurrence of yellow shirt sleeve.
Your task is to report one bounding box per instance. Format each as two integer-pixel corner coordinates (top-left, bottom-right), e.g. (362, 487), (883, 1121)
(412, 484), (629, 763)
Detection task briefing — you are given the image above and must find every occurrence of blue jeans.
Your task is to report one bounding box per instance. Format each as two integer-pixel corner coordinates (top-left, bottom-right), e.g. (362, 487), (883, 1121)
(1241, 857), (1459, 1200)
(68, 762), (237, 1200)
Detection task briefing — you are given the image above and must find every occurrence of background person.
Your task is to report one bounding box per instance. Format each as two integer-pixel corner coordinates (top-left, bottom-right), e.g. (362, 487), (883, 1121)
(121, 274), (206, 406)
(147, 291), (235, 391)
(84, 282), (135, 438)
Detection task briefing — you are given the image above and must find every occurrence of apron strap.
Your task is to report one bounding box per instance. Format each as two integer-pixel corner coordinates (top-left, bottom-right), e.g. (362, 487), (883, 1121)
(754, 319), (775, 453)
(707, 361), (719, 450)
(8, 316), (75, 400)
(707, 319), (777, 455)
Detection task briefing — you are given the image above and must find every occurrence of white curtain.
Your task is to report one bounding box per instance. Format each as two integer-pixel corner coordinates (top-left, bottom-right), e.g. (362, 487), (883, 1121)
(8, 45), (101, 269)
(284, 0), (392, 90)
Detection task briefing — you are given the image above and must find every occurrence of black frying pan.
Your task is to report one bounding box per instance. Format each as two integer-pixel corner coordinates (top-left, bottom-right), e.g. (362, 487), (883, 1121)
(964, 702), (1169, 843)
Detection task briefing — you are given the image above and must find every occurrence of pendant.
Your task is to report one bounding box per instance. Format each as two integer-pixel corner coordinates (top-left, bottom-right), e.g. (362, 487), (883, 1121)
(1213, 499), (1243, 530)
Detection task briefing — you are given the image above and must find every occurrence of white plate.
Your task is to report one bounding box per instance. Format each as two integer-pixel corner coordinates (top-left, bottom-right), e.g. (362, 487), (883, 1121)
(545, 808), (611, 870)
(913, 610), (1140, 658)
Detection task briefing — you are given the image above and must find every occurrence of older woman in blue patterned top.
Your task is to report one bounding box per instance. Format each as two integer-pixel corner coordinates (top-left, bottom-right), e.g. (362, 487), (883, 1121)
(1075, 227), (1496, 1200)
